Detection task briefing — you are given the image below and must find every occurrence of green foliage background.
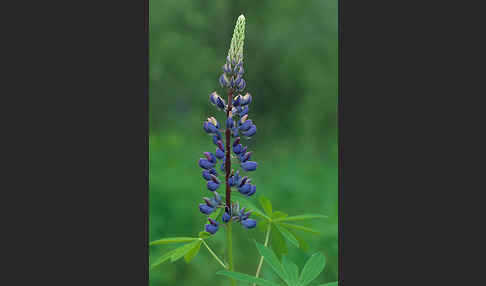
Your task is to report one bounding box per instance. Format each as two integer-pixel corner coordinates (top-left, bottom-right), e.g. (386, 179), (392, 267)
(149, 0), (338, 285)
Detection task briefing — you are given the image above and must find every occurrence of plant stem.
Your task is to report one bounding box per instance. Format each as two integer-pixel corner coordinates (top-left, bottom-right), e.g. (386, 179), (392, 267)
(253, 224), (272, 286)
(225, 89), (233, 209)
(226, 222), (236, 286)
(202, 239), (228, 269)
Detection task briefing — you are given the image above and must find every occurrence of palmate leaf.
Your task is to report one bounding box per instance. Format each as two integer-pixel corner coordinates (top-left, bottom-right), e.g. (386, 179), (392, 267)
(282, 256), (300, 286)
(271, 224), (288, 260)
(184, 240), (202, 263)
(216, 270), (280, 286)
(271, 211), (288, 220)
(316, 282), (338, 286)
(275, 224), (299, 248)
(273, 214), (327, 222)
(254, 241), (289, 282)
(299, 252), (326, 286)
(149, 237), (199, 246)
(258, 195), (273, 215)
(288, 229), (310, 252)
(150, 240), (201, 269)
(277, 223), (321, 235)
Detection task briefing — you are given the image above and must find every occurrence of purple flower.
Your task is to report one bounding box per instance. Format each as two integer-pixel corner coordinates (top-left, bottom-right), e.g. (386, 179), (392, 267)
(202, 170), (212, 181)
(238, 183), (252, 195)
(236, 78), (246, 91)
(205, 218), (220, 234)
(233, 95), (242, 106)
(246, 185), (256, 197)
(242, 124), (257, 137)
(240, 105), (249, 117)
(240, 151), (252, 163)
(215, 148), (225, 159)
(239, 119), (252, 131)
(219, 74), (229, 87)
(199, 158), (215, 170)
(199, 203), (214, 215)
(233, 144), (242, 155)
(241, 161), (258, 171)
(226, 116), (234, 129)
(241, 218), (257, 229)
(222, 63), (232, 74)
(203, 121), (218, 134)
(204, 152), (217, 164)
(207, 180), (219, 191)
(222, 211), (231, 223)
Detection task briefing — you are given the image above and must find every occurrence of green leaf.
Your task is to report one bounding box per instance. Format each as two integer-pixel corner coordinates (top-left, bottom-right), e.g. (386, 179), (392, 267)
(216, 270), (280, 286)
(282, 256), (300, 286)
(289, 229), (310, 252)
(150, 241), (200, 269)
(316, 282), (338, 286)
(254, 241), (288, 282)
(299, 252), (326, 286)
(232, 193), (270, 220)
(198, 231), (211, 239)
(278, 223), (321, 235)
(149, 237), (198, 246)
(170, 240), (202, 262)
(259, 195), (273, 215)
(257, 219), (270, 233)
(209, 207), (223, 221)
(273, 214), (327, 222)
(272, 211), (288, 220)
(271, 224), (288, 260)
(275, 224), (299, 248)
(184, 240), (202, 263)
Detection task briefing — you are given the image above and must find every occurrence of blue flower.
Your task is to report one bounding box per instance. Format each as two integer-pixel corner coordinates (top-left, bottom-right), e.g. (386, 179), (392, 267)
(241, 218), (257, 229)
(203, 121), (218, 134)
(242, 124), (257, 137)
(222, 63), (232, 74)
(207, 175), (220, 191)
(199, 203), (214, 215)
(199, 158), (215, 170)
(241, 161), (258, 171)
(203, 152), (217, 164)
(239, 105), (249, 117)
(205, 218), (220, 234)
(239, 119), (252, 131)
(236, 78), (246, 92)
(233, 144), (242, 155)
(215, 148), (225, 159)
(222, 211), (231, 223)
(219, 74), (229, 87)
(240, 151), (252, 163)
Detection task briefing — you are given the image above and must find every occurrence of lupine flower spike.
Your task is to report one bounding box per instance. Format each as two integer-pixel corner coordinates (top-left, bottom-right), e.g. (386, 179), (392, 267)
(196, 14), (259, 235)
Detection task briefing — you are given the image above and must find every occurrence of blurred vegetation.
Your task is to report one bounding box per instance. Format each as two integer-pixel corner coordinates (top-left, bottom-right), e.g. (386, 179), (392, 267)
(149, 0), (337, 285)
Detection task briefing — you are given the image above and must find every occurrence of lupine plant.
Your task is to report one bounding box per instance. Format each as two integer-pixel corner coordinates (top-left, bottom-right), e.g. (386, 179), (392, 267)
(150, 15), (337, 286)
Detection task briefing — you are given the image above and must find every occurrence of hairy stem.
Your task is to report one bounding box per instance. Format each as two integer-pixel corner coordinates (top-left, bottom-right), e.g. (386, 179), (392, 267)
(225, 89), (233, 209)
(253, 224), (272, 285)
(202, 239), (228, 269)
(225, 89), (236, 286)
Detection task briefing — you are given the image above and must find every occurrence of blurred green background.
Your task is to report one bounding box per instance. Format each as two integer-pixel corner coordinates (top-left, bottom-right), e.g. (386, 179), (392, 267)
(149, 0), (338, 285)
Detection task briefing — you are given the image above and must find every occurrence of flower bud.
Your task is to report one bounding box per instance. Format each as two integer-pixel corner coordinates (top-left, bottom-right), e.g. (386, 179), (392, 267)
(199, 158), (215, 170)
(222, 212), (231, 223)
(240, 105), (249, 117)
(226, 116), (234, 129)
(236, 78), (246, 92)
(240, 151), (252, 163)
(241, 161), (258, 171)
(239, 119), (252, 131)
(233, 144), (242, 155)
(205, 223), (219, 234)
(233, 95), (242, 106)
(216, 96), (226, 110)
(216, 140), (224, 151)
(203, 121), (218, 134)
(215, 148), (225, 159)
(242, 124), (257, 137)
(241, 218), (257, 229)
(233, 137), (240, 147)
(219, 73), (229, 87)
(238, 183), (252, 195)
(240, 114), (248, 123)
(247, 185), (256, 197)
(212, 134), (221, 145)
(199, 203), (214, 215)
(210, 174), (220, 184)
(222, 63), (232, 74)
(241, 93), (252, 106)
(204, 152), (217, 164)
(207, 180), (220, 191)
(202, 170), (212, 181)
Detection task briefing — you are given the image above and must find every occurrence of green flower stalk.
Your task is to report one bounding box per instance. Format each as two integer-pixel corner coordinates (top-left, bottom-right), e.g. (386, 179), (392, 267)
(228, 15), (245, 65)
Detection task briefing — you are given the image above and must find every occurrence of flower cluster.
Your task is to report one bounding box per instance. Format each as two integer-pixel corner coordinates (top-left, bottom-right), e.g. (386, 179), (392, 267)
(222, 202), (257, 228)
(197, 14), (258, 235)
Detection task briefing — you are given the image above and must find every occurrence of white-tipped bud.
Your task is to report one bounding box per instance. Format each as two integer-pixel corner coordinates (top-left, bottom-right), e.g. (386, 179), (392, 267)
(209, 116), (218, 126)
(227, 15), (246, 65)
(240, 114), (248, 123)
